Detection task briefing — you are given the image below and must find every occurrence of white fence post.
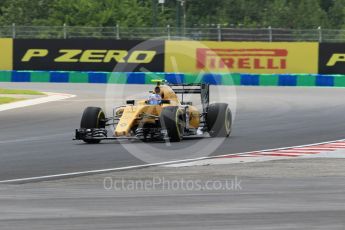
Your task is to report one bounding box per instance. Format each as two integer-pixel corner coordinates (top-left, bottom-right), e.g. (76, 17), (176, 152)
(217, 24), (221, 41)
(116, 23), (120, 40)
(268, 26), (272, 42)
(167, 24), (171, 40)
(318, 26), (322, 42)
(12, 23), (16, 38)
(63, 23), (67, 39)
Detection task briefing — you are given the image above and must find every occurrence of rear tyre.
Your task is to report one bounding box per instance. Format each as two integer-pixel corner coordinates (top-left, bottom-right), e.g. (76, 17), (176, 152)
(206, 103), (232, 137)
(80, 107), (106, 144)
(160, 106), (185, 142)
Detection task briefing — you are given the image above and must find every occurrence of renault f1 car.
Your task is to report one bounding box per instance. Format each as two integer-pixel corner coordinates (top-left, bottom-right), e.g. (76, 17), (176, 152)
(74, 80), (232, 143)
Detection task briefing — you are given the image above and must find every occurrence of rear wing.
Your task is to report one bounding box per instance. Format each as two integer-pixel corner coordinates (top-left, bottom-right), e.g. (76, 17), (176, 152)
(169, 83), (209, 114)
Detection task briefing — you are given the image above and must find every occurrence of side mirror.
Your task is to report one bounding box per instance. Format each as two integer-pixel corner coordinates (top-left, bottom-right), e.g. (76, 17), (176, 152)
(126, 100), (135, 105)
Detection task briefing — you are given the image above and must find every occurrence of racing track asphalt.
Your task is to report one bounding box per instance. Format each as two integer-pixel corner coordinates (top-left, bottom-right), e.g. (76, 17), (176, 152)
(0, 82), (344, 181)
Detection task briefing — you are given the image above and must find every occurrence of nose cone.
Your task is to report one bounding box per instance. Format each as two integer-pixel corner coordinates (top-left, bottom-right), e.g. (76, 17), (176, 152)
(114, 106), (139, 136)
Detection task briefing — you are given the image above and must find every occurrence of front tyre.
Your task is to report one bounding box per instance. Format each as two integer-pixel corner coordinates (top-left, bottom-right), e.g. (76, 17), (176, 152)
(80, 107), (106, 144)
(160, 106), (185, 142)
(206, 103), (232, 137)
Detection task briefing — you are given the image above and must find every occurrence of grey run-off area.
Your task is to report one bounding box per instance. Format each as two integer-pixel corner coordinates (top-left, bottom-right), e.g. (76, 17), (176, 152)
(1, 159), (345, 230)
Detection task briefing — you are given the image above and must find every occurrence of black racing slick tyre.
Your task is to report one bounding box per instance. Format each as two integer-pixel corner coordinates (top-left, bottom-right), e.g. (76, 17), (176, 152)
(206, 103), (232, 137)
(160, 106), (185, 142)
(80, 107), (106, 144)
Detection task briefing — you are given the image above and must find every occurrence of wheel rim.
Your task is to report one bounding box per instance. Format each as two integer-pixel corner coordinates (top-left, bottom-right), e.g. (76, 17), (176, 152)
(225, 108), (231, 134)
(176, 110), (184, 139)
(97, 111), (106, 128)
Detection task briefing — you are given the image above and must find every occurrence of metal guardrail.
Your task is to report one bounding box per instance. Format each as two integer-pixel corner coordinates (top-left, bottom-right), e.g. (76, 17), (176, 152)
(1, 24), (345, 42)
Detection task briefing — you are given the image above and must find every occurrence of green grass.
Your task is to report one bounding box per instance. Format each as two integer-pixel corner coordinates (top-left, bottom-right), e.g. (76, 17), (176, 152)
(0, 97), (26, 105)
(0, 88), (44, 95)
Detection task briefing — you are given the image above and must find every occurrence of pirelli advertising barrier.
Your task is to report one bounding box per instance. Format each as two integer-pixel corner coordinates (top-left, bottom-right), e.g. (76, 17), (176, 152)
(0, 39), (345, 74)
(0, 38), (13, 70)
(165, 41), (318, 74)
(318, 43), (345, 74)
(13, 39), (165, 72)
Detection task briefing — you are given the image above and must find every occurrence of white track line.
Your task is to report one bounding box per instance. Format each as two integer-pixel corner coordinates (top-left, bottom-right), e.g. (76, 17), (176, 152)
(0, 138), (344, 184)
(0, 92), (76, 112)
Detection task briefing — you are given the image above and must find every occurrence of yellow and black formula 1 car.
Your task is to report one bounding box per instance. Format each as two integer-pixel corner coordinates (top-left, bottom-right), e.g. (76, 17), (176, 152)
(75, 80), (232, 143)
